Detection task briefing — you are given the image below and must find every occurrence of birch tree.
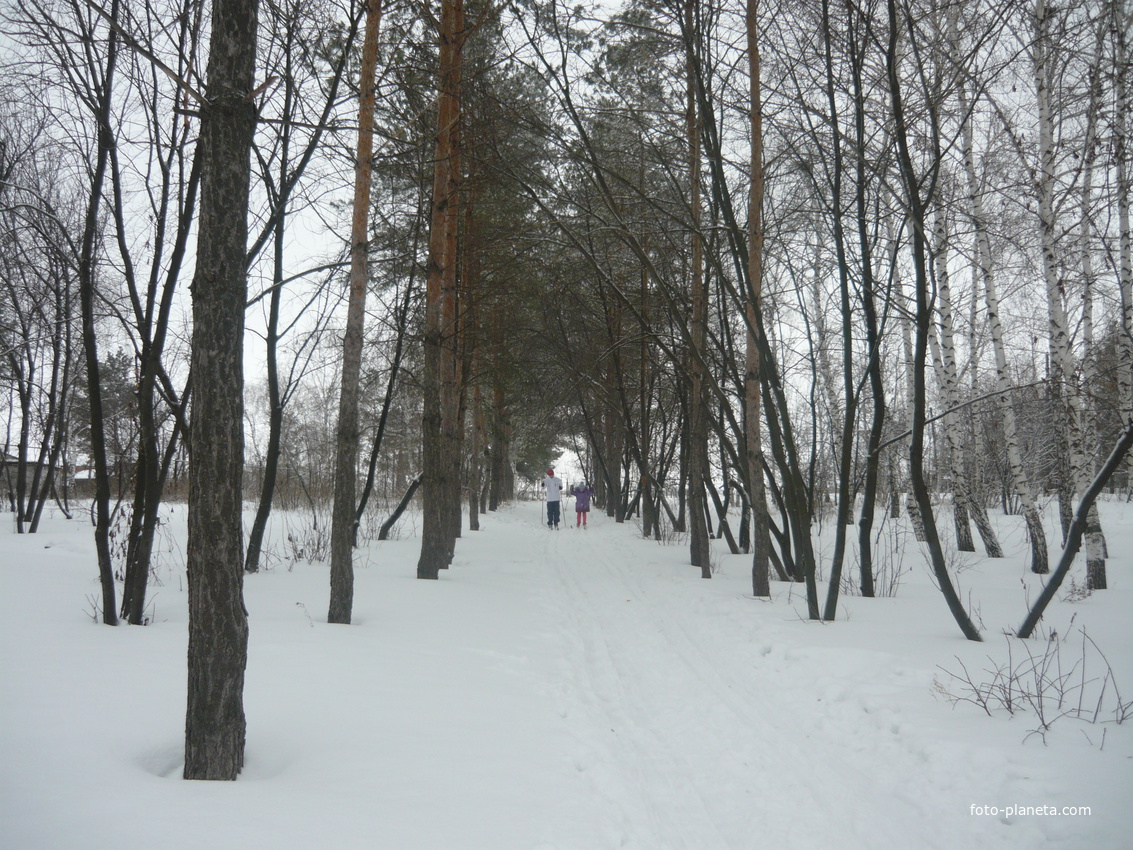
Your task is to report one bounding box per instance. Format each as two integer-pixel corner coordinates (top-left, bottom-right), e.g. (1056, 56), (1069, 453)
(1033, 0), (1106, 588)
(952, 1), (1049, 572)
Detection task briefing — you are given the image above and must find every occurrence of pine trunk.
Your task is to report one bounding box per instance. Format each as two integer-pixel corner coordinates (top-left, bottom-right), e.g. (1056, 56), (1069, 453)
(185, 0), (258, 779)
(418, 0), (463, 578)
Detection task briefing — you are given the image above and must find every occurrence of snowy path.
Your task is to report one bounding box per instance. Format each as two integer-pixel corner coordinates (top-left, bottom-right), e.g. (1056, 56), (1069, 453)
(477, 507), (1128, 849)
(525, 516), (977, 848)
(2, 502), (1130, 849)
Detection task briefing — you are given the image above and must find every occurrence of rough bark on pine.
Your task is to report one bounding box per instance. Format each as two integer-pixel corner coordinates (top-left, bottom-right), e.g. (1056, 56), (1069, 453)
(184, 0), (258, 780)
(418, 0), (463, 579)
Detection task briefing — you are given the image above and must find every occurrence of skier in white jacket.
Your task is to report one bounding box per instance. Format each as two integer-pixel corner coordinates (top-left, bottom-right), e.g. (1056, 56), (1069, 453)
(542, 468), (564, 528)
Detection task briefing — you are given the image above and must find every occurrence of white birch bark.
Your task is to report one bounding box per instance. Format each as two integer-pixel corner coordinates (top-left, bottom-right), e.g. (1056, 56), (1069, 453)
(930, 203), (1003, 554)
(1075, 20), (1108, 588)
(1114, 0), (1133, 488)
(811, 235), (843, 504)
(891, 220), (926, 540)
(1035, 0), (1082, 543)
(953, 7), (1047, 571)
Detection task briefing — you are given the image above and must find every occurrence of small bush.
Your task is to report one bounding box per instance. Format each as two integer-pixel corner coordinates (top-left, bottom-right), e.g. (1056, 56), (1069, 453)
(934, 628), (1132, 743)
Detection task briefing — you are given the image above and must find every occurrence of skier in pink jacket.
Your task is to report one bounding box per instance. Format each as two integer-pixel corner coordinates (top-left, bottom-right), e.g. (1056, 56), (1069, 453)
(570, 481), (594, 528)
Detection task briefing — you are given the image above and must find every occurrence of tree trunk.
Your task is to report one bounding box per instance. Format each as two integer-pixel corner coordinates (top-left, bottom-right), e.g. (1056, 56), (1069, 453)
(77, 0), (121, 626)
(1115, 0), (1133, 491)
(892, 224), (926, 542)
(746, 0), (770, 598)
(849, 0), (884, 599)
(886, 0), (981, 642)
(929, 205), (976, 554)
(1018, 422), (1133, 638)
(1075, 20), (1108, 589)
(380, 474), (423, 540)
(1034, 0), (1101, 585)
(819, 0), (860, 621)
(954, 3), (1048, 572)
(418, 0), (464, 579)
(329, 0), (382, 621)
(245, 105), (291, 576)
(686, 0), (710, 575)
(185, 0), (259, 779)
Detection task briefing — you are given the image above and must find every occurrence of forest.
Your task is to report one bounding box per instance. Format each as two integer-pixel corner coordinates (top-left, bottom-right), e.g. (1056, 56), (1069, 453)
(1, 0), (1131, 783)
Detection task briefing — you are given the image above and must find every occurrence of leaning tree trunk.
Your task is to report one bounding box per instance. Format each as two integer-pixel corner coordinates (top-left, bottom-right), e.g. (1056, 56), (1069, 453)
(184, 0), (259, 779)
(1018, 421), (1133, 638)
(245, 86), (292, 576)
(329, 0), (382, 621)
(246, 224), (287, 575)
(887, 0), (981, 642)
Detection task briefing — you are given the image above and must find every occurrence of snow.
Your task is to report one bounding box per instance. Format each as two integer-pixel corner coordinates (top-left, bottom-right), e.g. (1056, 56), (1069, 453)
(2, 500), (1131, 849)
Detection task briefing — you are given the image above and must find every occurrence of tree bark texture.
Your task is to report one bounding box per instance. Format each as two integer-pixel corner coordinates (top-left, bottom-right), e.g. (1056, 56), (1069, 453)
(185, 0), (259, 779)
(1115, 0), (1133, 491)
(418, 0), (463, 579)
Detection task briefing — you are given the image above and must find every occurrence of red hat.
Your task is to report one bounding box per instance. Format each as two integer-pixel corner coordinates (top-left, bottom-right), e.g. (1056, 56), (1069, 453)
(547, 469), (554, 476)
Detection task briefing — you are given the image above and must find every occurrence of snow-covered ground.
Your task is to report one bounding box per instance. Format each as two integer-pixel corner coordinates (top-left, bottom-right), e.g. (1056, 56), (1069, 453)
(1, 498), (1130, 849)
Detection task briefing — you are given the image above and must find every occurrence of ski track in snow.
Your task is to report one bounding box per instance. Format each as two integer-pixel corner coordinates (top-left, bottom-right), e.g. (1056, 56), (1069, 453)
(520, 513), (1092, 849)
